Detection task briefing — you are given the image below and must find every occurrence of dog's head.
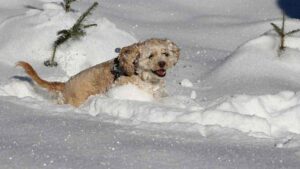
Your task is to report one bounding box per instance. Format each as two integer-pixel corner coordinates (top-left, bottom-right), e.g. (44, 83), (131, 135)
(118, 38), (180, 81)
(136, 38), (180, 81)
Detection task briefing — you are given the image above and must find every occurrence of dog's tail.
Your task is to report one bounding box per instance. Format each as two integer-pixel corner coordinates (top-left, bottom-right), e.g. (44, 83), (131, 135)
(16, 61), (65, 92)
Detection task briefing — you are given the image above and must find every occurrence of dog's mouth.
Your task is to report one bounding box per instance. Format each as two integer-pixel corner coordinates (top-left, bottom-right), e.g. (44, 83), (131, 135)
(152, 69), (166, 77)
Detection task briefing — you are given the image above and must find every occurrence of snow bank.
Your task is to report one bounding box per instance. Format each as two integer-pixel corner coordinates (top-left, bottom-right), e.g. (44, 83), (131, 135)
(215, 91), (300, 136)
(0, 2), (136, 76)
(76, 90), (300, 138)
(0, 80), (44, 100)
(205, 29), (300, 90)
(107, 84), (154, 102)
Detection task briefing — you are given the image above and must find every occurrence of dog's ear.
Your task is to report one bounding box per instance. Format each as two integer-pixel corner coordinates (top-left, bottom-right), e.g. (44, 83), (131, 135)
(118, 44), (140, 76)
(167, 40), (180, 60)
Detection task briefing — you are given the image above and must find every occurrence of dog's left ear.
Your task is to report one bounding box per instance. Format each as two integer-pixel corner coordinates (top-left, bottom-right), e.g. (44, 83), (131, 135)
(166, 40), (180, 60)
(118, 43), (140, 76)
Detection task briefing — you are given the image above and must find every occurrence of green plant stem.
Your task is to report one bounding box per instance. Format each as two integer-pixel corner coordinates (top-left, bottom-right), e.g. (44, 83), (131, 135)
(45, 2), (98, 67)
(51, 45), (58, 64)
(280, 14), (285, 50)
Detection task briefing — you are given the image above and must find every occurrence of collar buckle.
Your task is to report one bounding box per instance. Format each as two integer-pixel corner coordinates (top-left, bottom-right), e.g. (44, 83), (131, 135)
(112, 58), (123, 81)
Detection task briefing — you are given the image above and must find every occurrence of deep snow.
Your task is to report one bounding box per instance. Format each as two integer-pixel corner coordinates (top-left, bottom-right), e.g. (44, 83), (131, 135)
(1, 0), (300, 168)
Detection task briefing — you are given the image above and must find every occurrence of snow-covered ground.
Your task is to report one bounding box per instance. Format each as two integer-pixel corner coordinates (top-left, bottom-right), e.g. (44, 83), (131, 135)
(1, 0), (300, 168)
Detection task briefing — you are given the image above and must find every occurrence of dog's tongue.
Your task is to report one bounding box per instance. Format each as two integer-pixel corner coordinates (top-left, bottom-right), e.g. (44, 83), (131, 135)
(155, 69), (166, 77)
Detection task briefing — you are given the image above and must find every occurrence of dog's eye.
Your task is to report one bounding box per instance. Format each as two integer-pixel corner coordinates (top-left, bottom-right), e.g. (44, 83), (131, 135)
(148, 54), (154, 59)
(163, 52), (169, 57)
(124, 49), (130, 54)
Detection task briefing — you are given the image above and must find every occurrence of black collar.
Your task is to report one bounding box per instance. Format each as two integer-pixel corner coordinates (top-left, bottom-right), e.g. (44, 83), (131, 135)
(111, 58), (124, 81)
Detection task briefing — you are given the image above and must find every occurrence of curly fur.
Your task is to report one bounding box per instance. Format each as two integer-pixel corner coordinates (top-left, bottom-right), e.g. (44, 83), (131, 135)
(17, 38), (180, 107)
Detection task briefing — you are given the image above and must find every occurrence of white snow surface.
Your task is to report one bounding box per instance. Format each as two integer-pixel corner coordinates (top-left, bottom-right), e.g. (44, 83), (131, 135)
(0, 1), (136, 76)
(1, 0), (300, 168)
(180, 78), (194, 87)
(106, 84), (154, 102)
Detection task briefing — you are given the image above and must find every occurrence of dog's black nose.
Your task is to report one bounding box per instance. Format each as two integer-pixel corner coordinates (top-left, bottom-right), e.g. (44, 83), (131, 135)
(158, 61), (166, 68)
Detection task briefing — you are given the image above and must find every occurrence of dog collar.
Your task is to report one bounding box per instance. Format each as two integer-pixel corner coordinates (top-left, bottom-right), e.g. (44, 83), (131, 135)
(111, 58), (124, 81)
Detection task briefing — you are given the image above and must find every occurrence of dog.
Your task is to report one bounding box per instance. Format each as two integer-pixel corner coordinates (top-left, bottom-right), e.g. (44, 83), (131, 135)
(17, 38), (180, 107)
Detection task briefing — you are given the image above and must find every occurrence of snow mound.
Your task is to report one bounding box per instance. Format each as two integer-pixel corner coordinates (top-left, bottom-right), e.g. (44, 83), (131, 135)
(107, 84), (154, 102)
(79, 90), (300, 138)
(204, 30), (300, 95)
(0, 80), (43, 100)
(215, 91), (300, 136)
(0, 2), (136, 76)
(2, 78), (300, 138)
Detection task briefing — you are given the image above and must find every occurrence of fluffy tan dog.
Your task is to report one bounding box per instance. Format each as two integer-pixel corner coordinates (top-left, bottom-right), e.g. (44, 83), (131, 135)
(17, 38), (180, 107)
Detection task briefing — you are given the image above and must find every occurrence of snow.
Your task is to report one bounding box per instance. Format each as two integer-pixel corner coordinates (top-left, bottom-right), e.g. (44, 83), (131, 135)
(0, 1), (136, 76)
(180, 78), (194, 88)
(190, 90), (197, 99)
(0, 79), (41, 99)
(106, 84), (154, 102)
(77, 90), (300, 138)
(1, 0), (300, 168)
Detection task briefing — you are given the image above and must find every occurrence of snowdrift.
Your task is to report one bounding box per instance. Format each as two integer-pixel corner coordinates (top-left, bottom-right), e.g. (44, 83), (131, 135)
(0, 2), (136, 76)
(2, 79), (300, 138)
(204, 27), (300, 94)
(78, 89), (300, 138)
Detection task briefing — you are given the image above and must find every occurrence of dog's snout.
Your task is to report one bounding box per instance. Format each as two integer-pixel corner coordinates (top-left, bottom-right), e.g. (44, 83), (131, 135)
(158, 61), (166, 68)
